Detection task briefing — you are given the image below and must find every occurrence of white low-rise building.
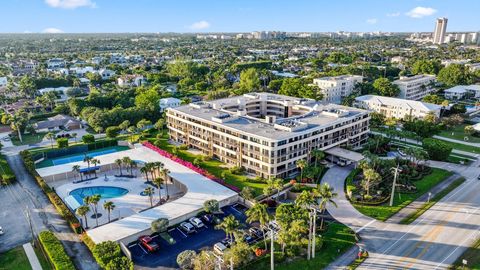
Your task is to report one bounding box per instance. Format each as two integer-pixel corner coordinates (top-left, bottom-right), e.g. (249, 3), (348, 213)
(444, 85), (480, 100)
(313, 75), (363, 104)
(117, 75), (146, 87)
(97, 69), (115, 80)
(159, 97), (181, 112)
(393, 75), (436, 100)
(354, 95), (442, 120)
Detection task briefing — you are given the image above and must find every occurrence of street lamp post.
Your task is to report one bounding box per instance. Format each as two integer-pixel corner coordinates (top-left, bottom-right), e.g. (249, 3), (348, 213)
(311, 208), (317, 258)
(270, 227), (275, 270)
(390, 165), (402, 207)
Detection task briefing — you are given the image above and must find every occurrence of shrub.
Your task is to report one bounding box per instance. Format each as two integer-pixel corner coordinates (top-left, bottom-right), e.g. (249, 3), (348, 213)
(106, 257), (134, 270)
(0, 155), (16, 185)
(56, 138), (69, 148)
(106, 126), (121, 138)
(82, 134), (95, 144)
(422, 138), (452, 161)
(39, 231), (75, 270)
(92, 241), (122, 269)
(177, 250), (196, 269)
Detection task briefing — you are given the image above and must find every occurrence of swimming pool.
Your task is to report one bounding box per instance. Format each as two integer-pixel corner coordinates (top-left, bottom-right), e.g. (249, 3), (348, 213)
(70, 186), (129, 200)
(37, 146), (129, 168)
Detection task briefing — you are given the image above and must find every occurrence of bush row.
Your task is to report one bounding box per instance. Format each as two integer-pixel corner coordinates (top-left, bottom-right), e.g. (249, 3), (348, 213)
(39, 231), (76, 270)
(20, 150), (82, 233)
(0, 154), (16, 185)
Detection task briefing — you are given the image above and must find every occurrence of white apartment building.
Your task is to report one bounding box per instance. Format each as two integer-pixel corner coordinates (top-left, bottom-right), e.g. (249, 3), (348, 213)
(444, 85), (480, 100)
(166, 93), (370, 178)
(354, 95), (442, 120)
(393, 75), (436, 100)
(313, 75), (363, 104)
(433, 17), (448, 44)
(159, 97), (181, 112)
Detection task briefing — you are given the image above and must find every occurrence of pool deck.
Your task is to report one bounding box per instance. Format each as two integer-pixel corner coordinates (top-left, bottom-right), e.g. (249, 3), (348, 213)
(38, 144), (238, 244)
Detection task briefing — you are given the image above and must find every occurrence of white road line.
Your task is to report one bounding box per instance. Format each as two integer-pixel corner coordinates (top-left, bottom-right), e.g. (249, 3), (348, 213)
(434, 228), (480, 269)
(355, 219), (376, 234)
(177, 228), (187, 238)
(128, 243), (138, 248)
(138, 244), (148, 254)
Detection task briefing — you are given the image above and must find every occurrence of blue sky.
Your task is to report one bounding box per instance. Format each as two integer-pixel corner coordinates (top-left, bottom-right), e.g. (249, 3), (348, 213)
(0, 0), (479, 33)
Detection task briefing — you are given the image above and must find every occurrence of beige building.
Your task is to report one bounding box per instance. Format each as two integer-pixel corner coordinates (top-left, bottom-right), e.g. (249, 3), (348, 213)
(313, 75), (363, 104)
(166, 93), (370, 178)
(393, 75), (436, 100)
(354, 95), (442, 120)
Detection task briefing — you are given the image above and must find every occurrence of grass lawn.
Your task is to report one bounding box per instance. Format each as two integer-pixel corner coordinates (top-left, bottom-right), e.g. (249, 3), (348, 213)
(451, 237), (480, 270)
(33, 241), (54, 270)
(438, 125), (480, 143)
(243, 222), (356, 270)
(153, 133), (267, 196)
(0, 246), (32, 270)
(11, 132), (47, 146)
(391, 140), (478, 161)
(435, 138), (480, 154)
(352, 168), (453, 221)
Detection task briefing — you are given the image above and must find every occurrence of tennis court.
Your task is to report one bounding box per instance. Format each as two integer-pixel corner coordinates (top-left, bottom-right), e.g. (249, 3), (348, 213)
(36, 146), (129, 168)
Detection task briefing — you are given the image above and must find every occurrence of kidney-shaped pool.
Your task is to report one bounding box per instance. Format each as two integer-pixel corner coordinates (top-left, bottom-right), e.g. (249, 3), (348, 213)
(70, 186), (129, 200)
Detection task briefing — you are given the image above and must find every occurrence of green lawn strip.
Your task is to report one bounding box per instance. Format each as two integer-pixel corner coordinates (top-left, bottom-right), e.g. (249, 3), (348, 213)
(438, 125), (480, 143)
(450, 237), (480, 270)
(33, 240), (54, 270)
(243, 223), (356, 270)
(159, 232), (176, 245)
(351, 168), (453, 221)
(400, 177), (466, 225)
(433, 137), (480, 154)
(11, 132), (47, 146)
(153, 135), (266, 196)
(0, 246), (32, 270)
(391, 140), (476, 162)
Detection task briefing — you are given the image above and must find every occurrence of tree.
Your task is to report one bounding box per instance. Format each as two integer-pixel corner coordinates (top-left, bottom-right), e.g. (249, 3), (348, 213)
(46, 132), (56, 148)
(106, 126), (121, 138)
(465, 125), (475, 136)
(151, 218), (169, 233)
(278, 78), (322, 100)
(76, 205), (90, 229)
(82, 134), (95, 143)
(411, 59), (441, 75)
(92, 241), (122, 269)
(224, 238), (252, 268)
(177, 250), (196, 270)
(317, 183), (338, 230)
(91, 158), (100, 177)
(115, 158), (123, 175)
(203, 199), (220, 214)
(237, 68), (261, 94)
(72, 165), (81, 182)
(160, 168), (171, 200)
(89, 194), (101, 227)
(240, 186), (254, 201)
(295, 190), (317, 209)
(422, 138), (453, 161)
(103, 201), (115, 223)
(56, 137), (69, 148)
(296, 159), (307, 181)
(135, 88), (160, 112)
(362, 168), (381, 197)
(422, 94), (444, 105)
(438, 64), (474, 87)
(245, 203), (270, 249)
(144, 187), (155, 207)
(373, 78), (400, 97)
(105, 257), (134, 270)
(153, 177), (164, 204)
(154, 118), (164, 131)
(192, 251), (216, 270)
(18, 75), (36, 98)
(119, 120), (130, 132)
(215, 214), (240, 241)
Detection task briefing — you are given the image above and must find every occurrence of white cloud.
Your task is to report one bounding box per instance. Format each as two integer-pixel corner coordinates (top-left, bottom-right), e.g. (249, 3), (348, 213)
(42, 27), (64, 33)
(189, 21), (210, 30)
(366, 18), (378, 25)
(386, 12), (400, 17)
(45, 0), (96, 9)
(406, 6), (437, 18)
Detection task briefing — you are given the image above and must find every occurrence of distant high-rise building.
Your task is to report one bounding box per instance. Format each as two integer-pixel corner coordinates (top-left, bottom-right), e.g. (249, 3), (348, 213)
(433, 17), (448, 44)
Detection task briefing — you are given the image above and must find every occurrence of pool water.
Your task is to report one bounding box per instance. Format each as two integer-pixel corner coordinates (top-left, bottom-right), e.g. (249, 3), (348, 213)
(70, 186), (129, 200)
(37, 146), (129, 168)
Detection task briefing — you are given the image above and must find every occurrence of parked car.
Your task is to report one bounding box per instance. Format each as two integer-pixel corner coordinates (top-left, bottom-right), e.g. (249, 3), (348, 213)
(189, 217), (205, 228)
(249, 227), (264, 239)
(243, 233), (256, 245)
(180, 222), (196, 234)
(220, 237), (234, 248)
(201, 214), (215, 224)
(138, 235), (159, 252)
(213, 242), (228, 254)
(268, 220), (280, 231)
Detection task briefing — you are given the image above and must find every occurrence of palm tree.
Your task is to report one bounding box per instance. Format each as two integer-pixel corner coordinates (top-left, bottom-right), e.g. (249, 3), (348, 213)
(153, 177), (164, 205)
(72, 165), (81, 182)
(46, 132), (55, 148)
(215, 214), (240, 241)
(245, 203), (270, 249)
(122, 157), (132, 175)
(362, 168), (381, 197)
(103, 201), (115, 223)
(129, 160), (137, 176)
(83, 156), (92, 168)
(311, 149), (325, 167)
(115, 158), (123, 175)
(296, 159), (307, 181)
(76, 205), (90, 229)
(317, 183), (338, 230)
(160, 168), (171, 200)
(295, 190), (317, 208)
(89, 194), (101, 227)
(71, 132), (77, 143)
(144, 187), (155, 207)
(140, 166), (150, 182)
(91, 158), (100, 177)
(273, 178), (283, 201)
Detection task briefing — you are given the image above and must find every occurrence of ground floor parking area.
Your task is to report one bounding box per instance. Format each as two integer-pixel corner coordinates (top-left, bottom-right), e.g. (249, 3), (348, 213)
(130, 204), (249, 270)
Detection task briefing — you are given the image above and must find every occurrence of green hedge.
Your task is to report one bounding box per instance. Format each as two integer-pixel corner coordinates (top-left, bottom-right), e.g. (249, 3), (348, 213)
(39, 231), (75, 270)
(0, 154), (16, 185)
(20, 150), (82, 233)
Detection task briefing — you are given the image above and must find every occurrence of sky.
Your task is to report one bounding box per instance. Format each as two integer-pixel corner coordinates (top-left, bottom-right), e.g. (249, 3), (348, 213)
(0, 0), (479, 33)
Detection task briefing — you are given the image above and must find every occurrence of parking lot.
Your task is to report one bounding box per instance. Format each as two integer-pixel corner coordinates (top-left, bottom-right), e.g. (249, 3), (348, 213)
(130, 204), (250, 270)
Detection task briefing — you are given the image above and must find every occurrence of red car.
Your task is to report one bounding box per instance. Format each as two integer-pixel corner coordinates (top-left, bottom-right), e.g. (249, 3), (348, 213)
(138, 235), (159, 252)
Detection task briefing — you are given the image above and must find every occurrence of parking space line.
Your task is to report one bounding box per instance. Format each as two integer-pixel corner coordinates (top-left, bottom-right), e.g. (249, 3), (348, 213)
(128, 243), (138, 248)
(151, 235), (159, 239)
(177, 228), (187, 238)
(138, 244), (148, 254)
(230, 206), (242, 215)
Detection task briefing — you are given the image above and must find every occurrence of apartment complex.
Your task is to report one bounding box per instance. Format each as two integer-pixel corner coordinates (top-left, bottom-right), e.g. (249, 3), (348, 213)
(444, 85), (480, 100)
(433, 17), (448, 44)
(354, 95), (442, 120)
(393, 75), (436, 100)
(313, 75), (363, 104)
(166, 93), (370, 178)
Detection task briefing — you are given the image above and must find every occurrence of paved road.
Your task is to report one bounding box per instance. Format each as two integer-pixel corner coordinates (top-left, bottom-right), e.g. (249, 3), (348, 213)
(323, 160), (480, 270)
(0, 153), (99, 270)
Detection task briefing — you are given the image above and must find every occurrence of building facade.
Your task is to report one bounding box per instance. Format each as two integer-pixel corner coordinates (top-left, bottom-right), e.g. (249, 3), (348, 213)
(166, 93), (370, 179)
(393, 75), (436, 100)
(313, 75), (363, 104)
(444, 85), (480, 100)
(433, 17), (448, 44)
(159, 97), (182, 112)
(354, 95), (442, 120)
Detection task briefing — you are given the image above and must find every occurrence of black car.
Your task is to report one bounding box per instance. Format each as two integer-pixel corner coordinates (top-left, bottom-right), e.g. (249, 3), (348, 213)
(249, 227), (264, 239)
(201, 214), (215, 224)
(243, 233), (256, 245)
(221, 237), (234, 248)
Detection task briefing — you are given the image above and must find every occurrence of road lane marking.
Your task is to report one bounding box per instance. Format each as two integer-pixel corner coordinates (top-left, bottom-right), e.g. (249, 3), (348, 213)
(355, 219), (376, 234)
(177, 228), (187, 238)
(434, 228), (480, 269)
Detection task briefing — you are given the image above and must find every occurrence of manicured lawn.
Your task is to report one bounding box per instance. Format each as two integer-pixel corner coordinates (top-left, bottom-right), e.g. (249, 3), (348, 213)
(243, 222), (356, 270)
(33, 241), (54, 270)
(435, 138), (480, 154)
(452, 237), (480, 270)
(438, 125), (480, 143)
(11, 132), (47, 146)
(352, 168), (453, 221)
(0, 246), (32, 270)
(391, 140), (478, 160)
(153, 134), (267, 196)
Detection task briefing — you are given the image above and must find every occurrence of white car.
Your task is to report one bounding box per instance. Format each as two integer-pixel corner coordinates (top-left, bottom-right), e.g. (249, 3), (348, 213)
(213, 242), (228, 254)
(0, 226), (4, 235)
(189, 217), (205, 228)
(179, 222), (196, 234)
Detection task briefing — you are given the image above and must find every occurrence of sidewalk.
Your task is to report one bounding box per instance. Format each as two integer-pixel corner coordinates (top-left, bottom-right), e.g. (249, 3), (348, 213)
(433, 135), (480, 148)
(23, 243), (42, 270)
(386, 173), (461, 224)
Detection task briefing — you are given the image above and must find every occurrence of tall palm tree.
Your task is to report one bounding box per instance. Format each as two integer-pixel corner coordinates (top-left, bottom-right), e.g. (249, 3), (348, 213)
(129, 160), (137, 176)
(311, 149), (325, 167)
(115, 158), (123, 175)
(362, 168), (381, 197)
(317, 183), (338, 230)
(161, 168), (171, 200)
(140, 166), (150, 182)
(273, 178), (283, 201)
(296, 159), (307, 181)
(89, 194), (101, 227)
(153, 177), (164, 205)
(122, 156), (132, 175)
(91, 158), (100, 177)
(245, 203), (270, 249)
(46, 132), (55, 148)
(76, 205), (90, 229)
(72, 165), (81, 182)
(215, 214), (240, 241)
(103, 201), (115, 223)
(144, 187), (155, 207)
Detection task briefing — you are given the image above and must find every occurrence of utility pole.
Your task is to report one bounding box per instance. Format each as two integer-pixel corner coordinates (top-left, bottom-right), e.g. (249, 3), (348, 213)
(311, 208), (317, 258)
(307, 211), (313, 260)
(270, 227), (275, 270)
(390, 165), (402, 207)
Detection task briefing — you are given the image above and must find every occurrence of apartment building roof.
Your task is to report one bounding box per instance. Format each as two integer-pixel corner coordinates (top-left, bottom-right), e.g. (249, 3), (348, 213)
(314, 75), (363, 82)
(394, 74), (436, 83)
(169, 93), (368, 141)
(355, 95), (442, 111)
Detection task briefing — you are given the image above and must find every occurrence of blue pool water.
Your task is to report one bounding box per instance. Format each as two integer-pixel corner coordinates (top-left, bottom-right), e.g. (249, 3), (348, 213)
(69, 186), (129, 200)
(51, 147), (123, 166)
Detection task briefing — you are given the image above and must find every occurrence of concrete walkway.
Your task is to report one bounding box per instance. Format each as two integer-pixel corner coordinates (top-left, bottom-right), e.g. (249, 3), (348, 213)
(433, 135), (480, 148)
(386, 173), (461, 224)
(23, 243), (42, 270)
